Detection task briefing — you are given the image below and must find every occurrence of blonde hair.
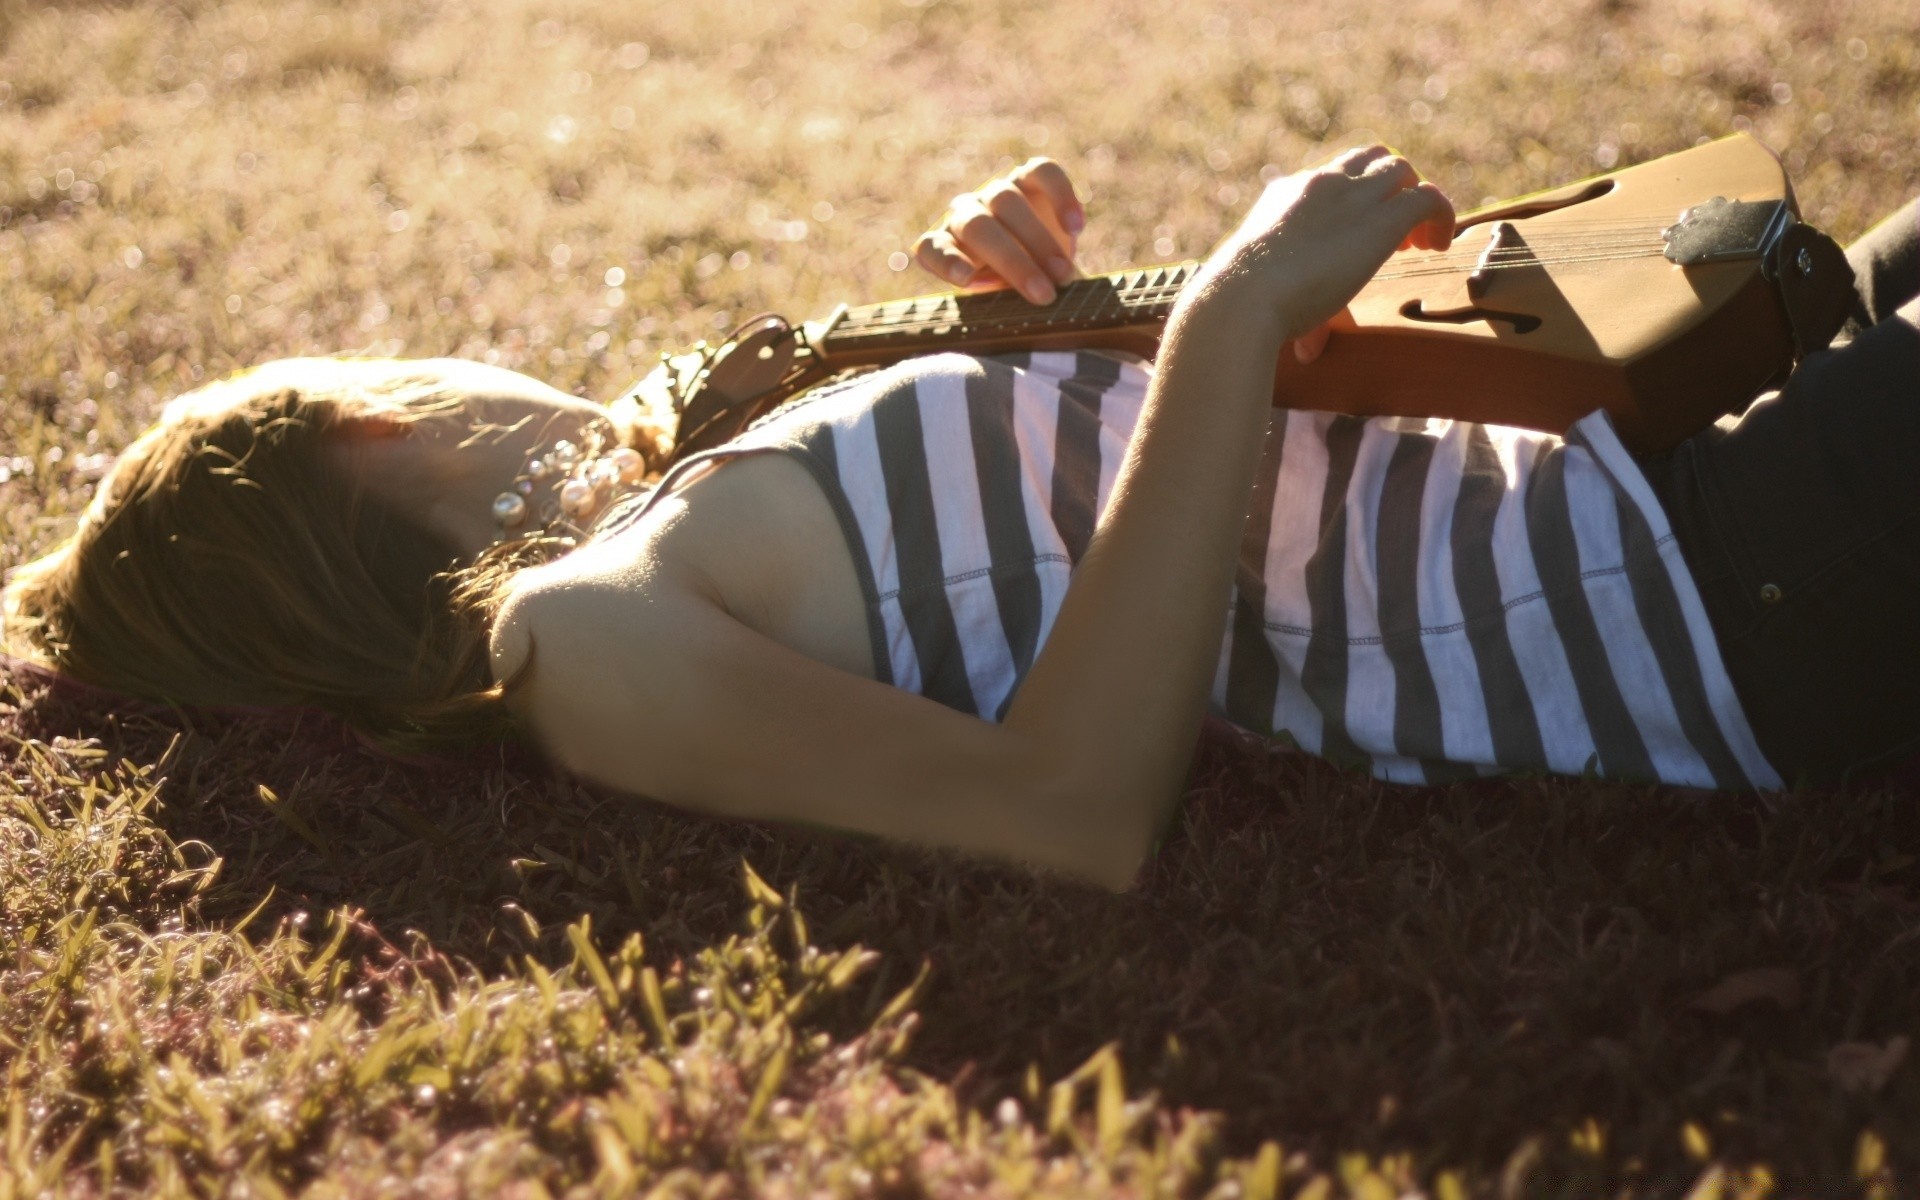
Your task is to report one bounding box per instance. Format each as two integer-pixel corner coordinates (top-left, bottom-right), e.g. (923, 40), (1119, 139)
(2, 358), (583, 753)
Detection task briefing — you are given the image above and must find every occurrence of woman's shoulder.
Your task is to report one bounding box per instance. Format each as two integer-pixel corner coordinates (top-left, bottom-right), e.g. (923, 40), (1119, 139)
(490, 441), (869, 692)
(486, 536), (729, 784)
(486, 576), (542, 694)
(487, 541), (637, 695)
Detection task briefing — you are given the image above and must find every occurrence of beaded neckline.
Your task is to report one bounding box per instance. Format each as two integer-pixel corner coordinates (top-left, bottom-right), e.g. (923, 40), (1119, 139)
(489, 420), (650, 543)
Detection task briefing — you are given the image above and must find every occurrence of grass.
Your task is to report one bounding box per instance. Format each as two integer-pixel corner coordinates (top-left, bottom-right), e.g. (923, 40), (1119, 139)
(3, 0), (1919, 1193)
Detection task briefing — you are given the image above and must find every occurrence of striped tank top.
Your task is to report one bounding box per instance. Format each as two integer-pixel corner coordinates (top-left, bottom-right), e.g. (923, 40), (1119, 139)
(638, 351), (1781, 789)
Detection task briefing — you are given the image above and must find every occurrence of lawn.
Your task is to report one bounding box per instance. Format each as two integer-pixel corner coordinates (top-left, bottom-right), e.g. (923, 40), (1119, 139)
(3, 0), (1919, 1194)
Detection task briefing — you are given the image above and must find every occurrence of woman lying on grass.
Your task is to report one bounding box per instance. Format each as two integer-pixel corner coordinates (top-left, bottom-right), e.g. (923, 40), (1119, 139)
(4, 150), (1917, 889)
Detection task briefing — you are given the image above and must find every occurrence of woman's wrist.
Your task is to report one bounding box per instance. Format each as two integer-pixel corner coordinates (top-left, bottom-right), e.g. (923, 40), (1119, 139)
(1167, 261), (1302, 367)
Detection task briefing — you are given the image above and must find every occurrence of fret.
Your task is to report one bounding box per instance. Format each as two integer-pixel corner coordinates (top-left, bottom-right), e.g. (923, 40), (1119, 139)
(817, 260), (1201, 356)
(1060, 275), (1095, 328)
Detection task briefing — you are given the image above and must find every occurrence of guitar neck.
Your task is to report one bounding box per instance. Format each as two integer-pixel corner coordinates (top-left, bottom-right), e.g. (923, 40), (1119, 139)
(809, 261), (1201, 366)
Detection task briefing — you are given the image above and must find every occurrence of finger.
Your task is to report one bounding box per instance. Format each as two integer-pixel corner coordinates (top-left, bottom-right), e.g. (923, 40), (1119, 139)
(1356, 153), (1420, 195)
(959, 268), (1012, 292)
(1292, 320), (1336, 365)
(1386, 181), (1456, 251)
(948, 192), (1058, 304)
(1400, 212), (1454, 253)
(913, 229), (982, 287)
(914, 228), (1014, 291)
(1330, 144), (1394, 176)
(1013, 157), (1086, 239)
(982, 180), (1077, 284)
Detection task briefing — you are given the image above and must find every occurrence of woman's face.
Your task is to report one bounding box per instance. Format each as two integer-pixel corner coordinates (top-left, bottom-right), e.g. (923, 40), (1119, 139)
(319, 362), (618, 559)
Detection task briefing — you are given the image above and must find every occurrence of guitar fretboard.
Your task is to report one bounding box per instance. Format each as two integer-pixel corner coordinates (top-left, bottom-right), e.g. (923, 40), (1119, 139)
(820, 262), (1201, 354)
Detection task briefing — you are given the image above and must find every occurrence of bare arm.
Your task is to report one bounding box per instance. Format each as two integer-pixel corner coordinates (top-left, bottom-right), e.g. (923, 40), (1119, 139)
(495, 148), (1453, 890)
(997, 146), (1454, 841)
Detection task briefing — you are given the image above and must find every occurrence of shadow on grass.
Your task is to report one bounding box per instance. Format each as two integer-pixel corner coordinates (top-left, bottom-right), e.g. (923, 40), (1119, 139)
(6, 659), (1918, 1190)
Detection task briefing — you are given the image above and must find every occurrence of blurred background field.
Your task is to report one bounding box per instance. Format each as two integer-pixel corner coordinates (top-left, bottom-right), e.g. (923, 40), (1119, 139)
(3, 0), (1919, 1195)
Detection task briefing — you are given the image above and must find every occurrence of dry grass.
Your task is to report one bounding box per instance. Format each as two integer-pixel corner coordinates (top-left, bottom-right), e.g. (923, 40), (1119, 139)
(2, 0), (1918, 1194)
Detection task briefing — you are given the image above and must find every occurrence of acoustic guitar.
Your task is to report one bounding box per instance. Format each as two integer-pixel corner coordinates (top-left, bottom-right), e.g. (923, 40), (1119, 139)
(624, 134), (1855, 459)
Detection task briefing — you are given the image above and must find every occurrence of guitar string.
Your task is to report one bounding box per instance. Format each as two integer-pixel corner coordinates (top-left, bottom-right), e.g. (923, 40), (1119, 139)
(839, 210), (1769, 331)
(1375, 245), (1670, 281)
(866, 237), (1660, 303)
(853, 220), (1720, 318)
(834, 256), (1647, 339)
(840, 235), (1668, 328)
(829, 235), (1720, 339)
(844, 249), (1618, 325)
(842, 274), (1510, 336)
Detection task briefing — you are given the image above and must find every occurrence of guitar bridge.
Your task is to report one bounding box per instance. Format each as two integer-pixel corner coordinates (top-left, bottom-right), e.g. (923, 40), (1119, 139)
(1467, 221), (1528, 300)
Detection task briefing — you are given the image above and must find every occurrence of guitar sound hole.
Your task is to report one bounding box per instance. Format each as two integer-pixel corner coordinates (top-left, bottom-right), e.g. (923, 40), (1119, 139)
(1399, 299), (1542, 334)
(1453, 179), (1616, 234)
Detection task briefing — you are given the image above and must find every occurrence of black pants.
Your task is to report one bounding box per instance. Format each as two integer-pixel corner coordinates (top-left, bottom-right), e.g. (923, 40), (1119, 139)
(1638, 199), (1920, 786)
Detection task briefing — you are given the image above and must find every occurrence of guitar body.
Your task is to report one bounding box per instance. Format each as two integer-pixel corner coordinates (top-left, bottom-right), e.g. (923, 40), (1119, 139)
(640, 135), (1852, 459)
(1272, 134), (1800, 450)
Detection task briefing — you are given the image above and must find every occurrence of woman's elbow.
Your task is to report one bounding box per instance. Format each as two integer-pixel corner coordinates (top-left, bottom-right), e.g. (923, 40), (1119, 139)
(1014, 750), (1169, 892)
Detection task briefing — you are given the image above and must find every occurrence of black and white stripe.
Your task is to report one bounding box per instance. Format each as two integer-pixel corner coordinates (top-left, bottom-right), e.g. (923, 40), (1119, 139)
(710, 352), (1780, 789)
